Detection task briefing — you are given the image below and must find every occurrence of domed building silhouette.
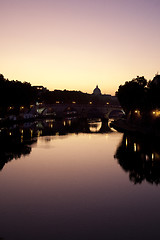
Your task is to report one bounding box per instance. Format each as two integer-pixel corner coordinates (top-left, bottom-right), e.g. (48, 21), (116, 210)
(91, 85), (120, 106)
(93, 85), (101, 96)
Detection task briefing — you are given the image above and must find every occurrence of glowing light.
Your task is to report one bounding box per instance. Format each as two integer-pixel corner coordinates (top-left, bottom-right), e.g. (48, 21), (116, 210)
(106, 102), (109, 105)
(137, 144), (140, 152)
(56, 101), (60, 104)
(89, 102), (92, 104)
(38, 130), (41, 137)
(126, 137), (128, 147)
(134, 110), (141, 116)
(152, 110), (160, 117)
(89, 121), (102, 133)
(105, 134), (109, 139)
(134, 143), (137, 152)
(72, 101), (76, 104)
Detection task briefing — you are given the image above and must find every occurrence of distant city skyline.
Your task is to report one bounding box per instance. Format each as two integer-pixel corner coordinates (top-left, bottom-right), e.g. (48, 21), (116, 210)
(1, 0), (160, 95)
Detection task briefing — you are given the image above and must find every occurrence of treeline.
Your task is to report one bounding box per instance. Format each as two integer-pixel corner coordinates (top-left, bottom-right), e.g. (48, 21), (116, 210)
(0, 73), (92, 108)
(0, 74), (38, 115)
(0, 73), (117, 117)
(116, 75), (160, 122)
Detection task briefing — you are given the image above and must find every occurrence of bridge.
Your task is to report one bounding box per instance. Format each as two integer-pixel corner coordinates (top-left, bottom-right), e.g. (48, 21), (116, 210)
(30, 103), (124, 119)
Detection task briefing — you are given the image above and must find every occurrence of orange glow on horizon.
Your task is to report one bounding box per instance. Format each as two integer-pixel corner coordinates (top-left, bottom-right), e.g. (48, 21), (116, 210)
(1, 0), (160, 96)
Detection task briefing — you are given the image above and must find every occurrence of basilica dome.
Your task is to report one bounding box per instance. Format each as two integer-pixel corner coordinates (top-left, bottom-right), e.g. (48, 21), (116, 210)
(93, 85), (101, 95)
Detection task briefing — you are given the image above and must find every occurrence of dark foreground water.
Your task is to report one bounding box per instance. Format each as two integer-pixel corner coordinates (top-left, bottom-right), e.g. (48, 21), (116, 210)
(0, 119), (160, 240)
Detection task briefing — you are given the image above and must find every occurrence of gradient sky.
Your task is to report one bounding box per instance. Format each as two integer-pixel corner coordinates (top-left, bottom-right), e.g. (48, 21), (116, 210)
(1, 0), (160, 95)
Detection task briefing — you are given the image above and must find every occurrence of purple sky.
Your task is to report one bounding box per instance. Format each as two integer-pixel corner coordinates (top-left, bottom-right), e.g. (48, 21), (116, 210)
(1, 0), (160, 94)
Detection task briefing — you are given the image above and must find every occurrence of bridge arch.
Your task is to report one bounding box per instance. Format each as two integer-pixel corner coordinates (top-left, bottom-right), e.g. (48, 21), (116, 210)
(41, 107), (56, 116)
(107, 109), (125, 119)
(30, 103), (124, 119)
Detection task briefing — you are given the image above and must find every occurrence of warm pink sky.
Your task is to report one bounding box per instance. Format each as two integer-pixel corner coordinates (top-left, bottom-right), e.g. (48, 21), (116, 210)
(1, 0), (160, 95)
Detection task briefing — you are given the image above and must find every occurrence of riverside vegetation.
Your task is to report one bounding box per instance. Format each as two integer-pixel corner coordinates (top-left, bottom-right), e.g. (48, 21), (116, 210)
(114, 75), (160, 135)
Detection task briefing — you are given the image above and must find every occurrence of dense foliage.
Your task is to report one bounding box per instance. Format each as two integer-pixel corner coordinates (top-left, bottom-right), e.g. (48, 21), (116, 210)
(116, 76), (147, 115)
(0, 74), (38, 115)
(116, 75), (160, 117)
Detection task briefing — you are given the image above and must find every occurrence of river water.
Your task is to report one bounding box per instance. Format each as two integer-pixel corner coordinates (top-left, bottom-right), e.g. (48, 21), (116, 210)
(0, 119), (160, 240)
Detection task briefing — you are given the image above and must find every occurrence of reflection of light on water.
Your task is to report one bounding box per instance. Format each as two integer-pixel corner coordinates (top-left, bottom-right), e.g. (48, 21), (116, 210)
(21, 129), (24, 142)
(37, 130), (42, 137)
(126, 137), (128, 147)
(88, 135), (92, 140)
(64, 119), (72, 126)
(137, 143), (140, 152)
(89, 120), (102, 132)
(134, 143), (137, 152)
(133, 142), (140, 152)
(108, 119), (112, 126)
(105, 134), (109, 139)
(108, 118), (117, 132)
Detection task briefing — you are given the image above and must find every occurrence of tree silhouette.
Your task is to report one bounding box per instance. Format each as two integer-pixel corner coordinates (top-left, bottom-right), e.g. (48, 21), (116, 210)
(0, 74), (38, 116)
(116, 76), (147, 116)
(114, 134), (160, 185)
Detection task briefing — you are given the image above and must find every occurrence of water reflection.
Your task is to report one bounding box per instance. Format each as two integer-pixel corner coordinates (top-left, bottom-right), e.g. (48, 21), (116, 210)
(114, 134), (160, 185)
(0, 118), (111, 171)
(0, 130), (32, 171)
(88, 119), (102, 132)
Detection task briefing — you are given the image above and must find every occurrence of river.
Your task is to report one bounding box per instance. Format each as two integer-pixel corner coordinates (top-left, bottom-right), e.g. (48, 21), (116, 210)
(0, 118), (160, 240)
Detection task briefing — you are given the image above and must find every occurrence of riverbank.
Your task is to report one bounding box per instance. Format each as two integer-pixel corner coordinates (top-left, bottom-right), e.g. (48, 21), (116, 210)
(110, 119), (160, 137)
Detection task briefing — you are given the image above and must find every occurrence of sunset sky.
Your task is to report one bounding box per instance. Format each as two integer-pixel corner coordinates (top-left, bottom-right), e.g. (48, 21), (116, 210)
(1, 0), (160, 95)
